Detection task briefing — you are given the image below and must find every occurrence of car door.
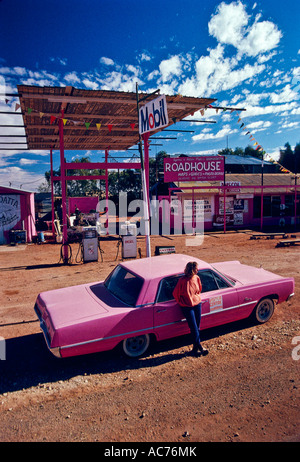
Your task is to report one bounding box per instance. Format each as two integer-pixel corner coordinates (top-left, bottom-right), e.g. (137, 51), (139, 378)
(198, 270), (239, 329)
(153, 275), (190, 341)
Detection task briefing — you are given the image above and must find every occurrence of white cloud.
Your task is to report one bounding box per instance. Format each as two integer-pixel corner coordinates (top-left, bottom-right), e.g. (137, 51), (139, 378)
(239, 20), (282, 57)
(97, 71), (143, 92)
(208, 1), (282, 58)
(192, 124), (238, 141)
(269, 84), (298, 104)
(159, 55), (182, 82)
(178, 44), (265, 97)
(281, 121), (300, 129)
(19, 158), (39, 166)
(208, 1), (249, 49)
(82, 78), (99, 90)
(245, 120), (272, 133)
(0, 166), (44, 191)
(242, 101), (298, 117)
(64, 72), (81, 85)
(139, 53), (151, 62)
(100, 57), (115, 66)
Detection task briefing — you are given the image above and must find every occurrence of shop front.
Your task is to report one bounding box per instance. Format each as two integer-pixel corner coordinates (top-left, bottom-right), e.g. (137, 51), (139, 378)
(0, 185), (36, 244)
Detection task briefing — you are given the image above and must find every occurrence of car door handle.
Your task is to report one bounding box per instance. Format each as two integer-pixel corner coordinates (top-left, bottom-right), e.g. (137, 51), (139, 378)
(156, 309), (167, 313)
(244, 297), (253, 302)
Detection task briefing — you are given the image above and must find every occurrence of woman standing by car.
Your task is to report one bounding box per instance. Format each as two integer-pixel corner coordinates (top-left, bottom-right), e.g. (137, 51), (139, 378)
(173, 261), (208, 357)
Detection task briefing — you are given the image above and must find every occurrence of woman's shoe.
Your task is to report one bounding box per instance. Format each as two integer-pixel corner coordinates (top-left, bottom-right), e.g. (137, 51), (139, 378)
(198, 344), (209, 356)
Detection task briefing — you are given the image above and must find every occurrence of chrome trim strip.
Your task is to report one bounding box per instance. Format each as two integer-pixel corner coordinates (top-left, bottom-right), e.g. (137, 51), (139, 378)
(59, 300), (257, 351)
(202, 299), (257, 316)
(60, 325), (152, 350)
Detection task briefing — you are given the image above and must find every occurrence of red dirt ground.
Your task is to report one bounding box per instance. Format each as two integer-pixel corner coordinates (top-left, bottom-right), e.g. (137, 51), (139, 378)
(0, 231), (299, 443)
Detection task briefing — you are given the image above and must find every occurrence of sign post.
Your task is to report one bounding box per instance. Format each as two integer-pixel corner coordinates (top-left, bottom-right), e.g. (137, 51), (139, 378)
(137, 87), (169, 258)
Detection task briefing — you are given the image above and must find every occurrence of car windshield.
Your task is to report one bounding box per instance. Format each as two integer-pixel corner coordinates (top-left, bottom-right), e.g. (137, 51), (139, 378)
(104, 265), (144, 307)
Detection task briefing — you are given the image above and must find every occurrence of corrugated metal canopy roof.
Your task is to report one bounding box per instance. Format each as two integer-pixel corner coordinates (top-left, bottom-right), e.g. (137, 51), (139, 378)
(177, 173), (296, 194)
(224, 155), (272, 165)
(17, 85), (216, 151)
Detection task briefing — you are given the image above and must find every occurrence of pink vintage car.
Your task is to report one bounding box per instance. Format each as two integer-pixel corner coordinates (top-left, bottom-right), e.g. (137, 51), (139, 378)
(34, 254), (294, 359)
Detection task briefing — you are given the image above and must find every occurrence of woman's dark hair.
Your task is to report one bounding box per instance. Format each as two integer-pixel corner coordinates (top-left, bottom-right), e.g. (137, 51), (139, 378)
(184, 261), (198, 278)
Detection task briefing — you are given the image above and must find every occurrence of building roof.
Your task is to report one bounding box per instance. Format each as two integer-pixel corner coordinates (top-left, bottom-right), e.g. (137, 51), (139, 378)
(176, 173), (297, 195)
(224, 155), (271, 165)
(17, 85), (216, 151)
(0, 184), (34, 194)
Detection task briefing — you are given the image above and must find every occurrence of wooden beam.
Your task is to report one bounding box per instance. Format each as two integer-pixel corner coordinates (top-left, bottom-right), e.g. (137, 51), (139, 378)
(65, 161), (141, 170)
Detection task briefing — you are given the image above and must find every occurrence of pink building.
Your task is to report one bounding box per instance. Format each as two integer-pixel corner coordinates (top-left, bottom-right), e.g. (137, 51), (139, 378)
(0, 185), (37, 244)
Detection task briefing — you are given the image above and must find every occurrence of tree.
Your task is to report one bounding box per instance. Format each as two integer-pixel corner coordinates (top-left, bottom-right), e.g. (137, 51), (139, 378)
(279, 142), (296, 173)
(41, 156), (104, 197)
(66, 156), (104, 196)
(108, 169), (141, 203)
(149, 150), (169, 186)
(294, 143), (300, 174)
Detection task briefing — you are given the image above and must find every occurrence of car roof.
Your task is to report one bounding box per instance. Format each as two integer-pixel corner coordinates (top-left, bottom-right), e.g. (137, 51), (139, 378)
(120, 254), (210, 280)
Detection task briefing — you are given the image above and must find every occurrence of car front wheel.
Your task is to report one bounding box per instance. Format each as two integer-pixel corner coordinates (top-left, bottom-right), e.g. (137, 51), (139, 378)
(122, 334), (150, 357)
(253, 297), (274, 323)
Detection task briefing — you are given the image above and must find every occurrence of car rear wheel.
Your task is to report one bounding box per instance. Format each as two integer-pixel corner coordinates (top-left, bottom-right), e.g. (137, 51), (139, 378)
(253, 298), (274, 323)
(122, 334), (150, 357)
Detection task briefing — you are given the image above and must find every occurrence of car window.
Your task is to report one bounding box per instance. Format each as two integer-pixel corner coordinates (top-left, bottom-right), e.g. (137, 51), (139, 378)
(156, 275), (181, 303)
(212, 271), (230, 289)
(198, 270), (219, 292)
(198, 270), (230, 292)
(104, 265), (144, 306)
(156, 268), (231, 303)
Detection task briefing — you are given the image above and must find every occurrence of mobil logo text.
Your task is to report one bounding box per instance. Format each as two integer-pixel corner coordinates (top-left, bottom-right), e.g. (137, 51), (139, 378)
(139, 95), (169, 135)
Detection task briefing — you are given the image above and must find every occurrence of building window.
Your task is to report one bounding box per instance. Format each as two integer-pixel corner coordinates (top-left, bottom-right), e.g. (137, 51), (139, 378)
(253, 195), (281, 218)
(284, 194), (300, 216)
(271, 196), (281, 217)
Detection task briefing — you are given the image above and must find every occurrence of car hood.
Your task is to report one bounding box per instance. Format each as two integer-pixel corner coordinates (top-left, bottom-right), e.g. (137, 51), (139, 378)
(212, 260), (284, 285)
(36, 282), (127, 329)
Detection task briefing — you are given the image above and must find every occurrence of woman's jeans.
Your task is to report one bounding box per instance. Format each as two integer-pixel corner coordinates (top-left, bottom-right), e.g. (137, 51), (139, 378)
(182, 303), (202, 349)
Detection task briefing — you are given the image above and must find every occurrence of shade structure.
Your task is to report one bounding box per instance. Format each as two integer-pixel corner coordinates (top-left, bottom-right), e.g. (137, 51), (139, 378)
(17, 85), (216, 151)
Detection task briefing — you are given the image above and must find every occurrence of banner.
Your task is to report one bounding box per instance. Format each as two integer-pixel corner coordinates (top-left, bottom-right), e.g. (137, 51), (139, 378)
(164, 156), (224, 182)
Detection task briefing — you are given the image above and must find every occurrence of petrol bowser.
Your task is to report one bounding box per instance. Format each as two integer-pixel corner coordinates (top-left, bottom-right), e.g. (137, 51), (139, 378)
(82, 226), (98, 262)
(120, 221), (137, 259)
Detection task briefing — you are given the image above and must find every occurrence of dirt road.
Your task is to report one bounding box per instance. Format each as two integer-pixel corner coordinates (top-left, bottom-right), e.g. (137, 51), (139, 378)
(0, 231), (299, 442)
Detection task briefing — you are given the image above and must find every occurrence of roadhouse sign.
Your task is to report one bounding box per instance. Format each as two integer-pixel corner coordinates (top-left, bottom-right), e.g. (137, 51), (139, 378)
(164, 156), (225, 182)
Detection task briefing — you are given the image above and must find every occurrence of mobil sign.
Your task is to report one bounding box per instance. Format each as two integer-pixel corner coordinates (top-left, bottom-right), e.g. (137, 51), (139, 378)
(139, 95), (169, 135)
(164, 156), (225, 182)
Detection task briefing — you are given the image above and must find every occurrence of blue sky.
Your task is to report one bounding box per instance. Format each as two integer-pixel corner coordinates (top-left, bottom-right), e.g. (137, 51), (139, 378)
(0, 0), (299, 190)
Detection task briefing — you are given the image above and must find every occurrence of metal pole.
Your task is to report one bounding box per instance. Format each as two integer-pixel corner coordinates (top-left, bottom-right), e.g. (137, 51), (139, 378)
(136, 83), (151, 257)
(59, 113), (69, 263)
(105, 148), (109, 235)
(223, 167), (226, 234)
(50, 148), (55, 238)
(260, 154), (264, 231)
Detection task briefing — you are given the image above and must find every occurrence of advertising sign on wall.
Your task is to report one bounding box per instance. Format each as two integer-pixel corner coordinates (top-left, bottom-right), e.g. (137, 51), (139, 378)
(0, 194), (21, 244)
(164, 156), (224, 182)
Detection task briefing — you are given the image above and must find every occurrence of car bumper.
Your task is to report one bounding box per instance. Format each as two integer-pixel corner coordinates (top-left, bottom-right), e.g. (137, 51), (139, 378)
(34, 304), (61, 358)
(286, 292), (294, 302)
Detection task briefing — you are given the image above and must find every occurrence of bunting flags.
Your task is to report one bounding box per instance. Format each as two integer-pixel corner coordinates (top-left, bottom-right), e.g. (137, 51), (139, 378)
(1, 97), (141, 132)
(235, 112), (295, 174)
(1, 96), (295, 176)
